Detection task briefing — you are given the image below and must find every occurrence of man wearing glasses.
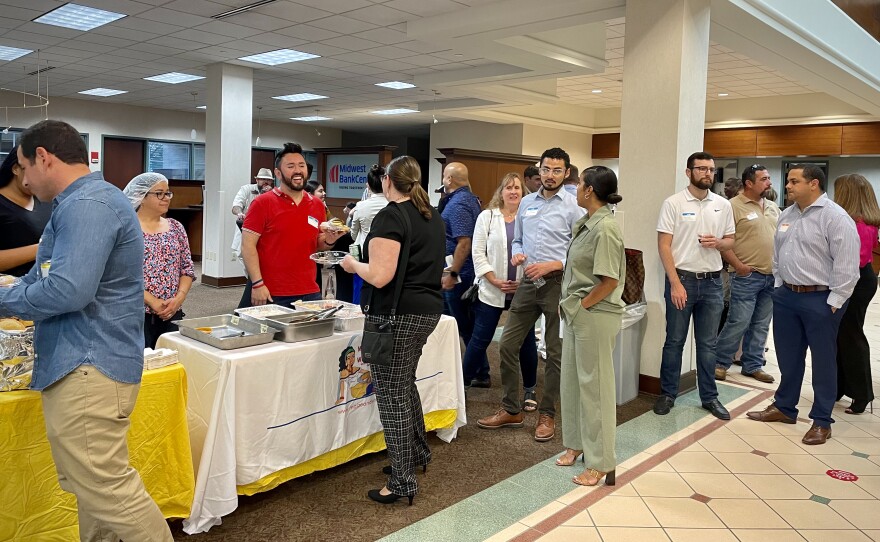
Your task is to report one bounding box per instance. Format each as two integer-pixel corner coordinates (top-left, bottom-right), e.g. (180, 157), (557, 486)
(478, 147), (584, 442)
(714, 165), (779, 384)
(655, 152), (735, 420)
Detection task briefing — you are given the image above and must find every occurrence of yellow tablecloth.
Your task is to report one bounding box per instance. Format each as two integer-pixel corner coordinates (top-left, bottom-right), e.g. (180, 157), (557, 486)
(0, 364), (195, 542)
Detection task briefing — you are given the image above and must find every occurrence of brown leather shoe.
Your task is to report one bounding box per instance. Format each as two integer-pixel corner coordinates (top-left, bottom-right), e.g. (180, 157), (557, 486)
(802, 424), (831, 445)
(715, 366), (727, 380)
(477, 409), (524, 429)
(746, 403), (796, 424)
(744, 369), (775, 383)
(535, 414), (555, 442)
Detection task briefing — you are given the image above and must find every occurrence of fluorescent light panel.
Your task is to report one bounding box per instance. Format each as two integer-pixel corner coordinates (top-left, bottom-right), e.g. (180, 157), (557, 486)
(34, 3), (126, 31)
(371, 108), (418, 115)
(0, 45), (33, 61)
(375, 81), (415, 90)
(144, 72), (205, 84)
(292, 116), (331, 121)
(272, 93), (327, 102)
(239, 49), (319, 66)
(79, 87), (127, 96)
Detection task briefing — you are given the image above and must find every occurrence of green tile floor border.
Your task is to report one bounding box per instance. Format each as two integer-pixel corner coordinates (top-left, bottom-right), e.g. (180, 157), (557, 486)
(379, 382), (750, 542)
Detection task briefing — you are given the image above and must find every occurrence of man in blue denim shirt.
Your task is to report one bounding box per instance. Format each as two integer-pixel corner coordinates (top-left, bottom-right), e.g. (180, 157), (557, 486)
(0, 120), (172, 541)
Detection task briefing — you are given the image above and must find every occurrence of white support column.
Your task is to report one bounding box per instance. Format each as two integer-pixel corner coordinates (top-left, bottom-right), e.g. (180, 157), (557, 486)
(617, 0), (711, 389)
(202, 63), (253, 284)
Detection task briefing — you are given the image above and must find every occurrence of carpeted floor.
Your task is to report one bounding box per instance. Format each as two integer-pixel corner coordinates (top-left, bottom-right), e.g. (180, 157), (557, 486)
(170, 267), (654, 541)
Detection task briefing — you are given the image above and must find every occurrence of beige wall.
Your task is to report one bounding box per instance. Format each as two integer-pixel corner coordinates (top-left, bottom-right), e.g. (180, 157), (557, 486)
(521, 124), (593, 171)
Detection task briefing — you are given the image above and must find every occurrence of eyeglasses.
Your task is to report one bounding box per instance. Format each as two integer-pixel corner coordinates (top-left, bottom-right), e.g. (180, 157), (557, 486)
(539, 167), (567, 177)
(690, 166), (717, 174)
(147, 191), (174, 200)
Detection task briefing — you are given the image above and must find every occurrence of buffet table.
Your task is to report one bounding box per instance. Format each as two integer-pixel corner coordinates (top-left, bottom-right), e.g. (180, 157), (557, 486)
(0, 364), (195, 541)
(157, 315), (466, 534)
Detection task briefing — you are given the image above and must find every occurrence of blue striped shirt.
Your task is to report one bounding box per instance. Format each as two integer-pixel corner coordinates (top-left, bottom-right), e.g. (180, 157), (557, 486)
(773, 193), (860, 308)
(512, 188), (585, 264)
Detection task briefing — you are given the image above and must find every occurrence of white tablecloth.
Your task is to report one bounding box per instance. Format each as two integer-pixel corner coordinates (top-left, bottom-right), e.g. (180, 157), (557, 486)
(158, 315), (465, 534)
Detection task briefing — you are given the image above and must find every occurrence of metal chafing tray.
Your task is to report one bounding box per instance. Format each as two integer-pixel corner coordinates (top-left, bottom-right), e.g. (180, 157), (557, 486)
(234, 304), (299, 326)
(175, 314), (275, 350)
(264, 313), (336, 343)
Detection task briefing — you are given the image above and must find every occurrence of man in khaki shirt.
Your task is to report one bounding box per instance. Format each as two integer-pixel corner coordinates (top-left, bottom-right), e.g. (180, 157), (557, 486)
(714, 164), (780, 382)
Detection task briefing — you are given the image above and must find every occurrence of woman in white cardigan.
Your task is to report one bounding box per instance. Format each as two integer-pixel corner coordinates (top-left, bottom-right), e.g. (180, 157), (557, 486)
(463, 173), (539, 408)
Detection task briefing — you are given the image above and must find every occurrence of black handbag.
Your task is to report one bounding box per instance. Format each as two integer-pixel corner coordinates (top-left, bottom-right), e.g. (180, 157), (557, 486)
(361, 206), (412, 367)
(461, 281), (479, 303)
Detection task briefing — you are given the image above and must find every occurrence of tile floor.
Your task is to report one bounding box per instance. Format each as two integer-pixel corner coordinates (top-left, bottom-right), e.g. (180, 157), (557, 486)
(380, 299), (880, 542)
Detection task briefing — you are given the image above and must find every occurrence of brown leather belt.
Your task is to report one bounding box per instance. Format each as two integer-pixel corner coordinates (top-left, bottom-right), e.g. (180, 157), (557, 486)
(784, 282), (829, 293)
(524, 270), (562, 283)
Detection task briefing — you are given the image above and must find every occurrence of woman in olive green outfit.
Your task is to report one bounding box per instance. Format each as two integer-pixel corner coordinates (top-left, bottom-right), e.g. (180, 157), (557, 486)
(556, 166), (625, 487)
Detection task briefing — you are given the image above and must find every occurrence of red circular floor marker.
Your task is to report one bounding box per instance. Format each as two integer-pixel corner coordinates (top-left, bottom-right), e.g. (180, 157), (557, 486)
(827, 469), (858, 481)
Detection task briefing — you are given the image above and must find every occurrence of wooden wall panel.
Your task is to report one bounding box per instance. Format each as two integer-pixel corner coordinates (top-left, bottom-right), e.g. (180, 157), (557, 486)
(436, 149), (541, 209)
(251, 149), (275, 180)
(103, 138), (145, 189)
(591, 133), (620, 159)
(842, 123), (880, 155)
(757, 125), (842, 156)
(704, 129), (757, 157)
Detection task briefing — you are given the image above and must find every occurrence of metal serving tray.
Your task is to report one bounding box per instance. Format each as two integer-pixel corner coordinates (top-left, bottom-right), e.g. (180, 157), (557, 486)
(234, 304), (299, 326)
(264, 313), (336, 343)
(175, 314), (276, 350)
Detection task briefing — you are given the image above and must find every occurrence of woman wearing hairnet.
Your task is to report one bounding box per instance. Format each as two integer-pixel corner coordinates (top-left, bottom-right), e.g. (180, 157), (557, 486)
(123, 172), (196, 348)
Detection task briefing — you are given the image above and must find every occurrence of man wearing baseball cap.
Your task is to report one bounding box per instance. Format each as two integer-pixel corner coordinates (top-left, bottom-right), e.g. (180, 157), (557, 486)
(231, 168), (275, 261)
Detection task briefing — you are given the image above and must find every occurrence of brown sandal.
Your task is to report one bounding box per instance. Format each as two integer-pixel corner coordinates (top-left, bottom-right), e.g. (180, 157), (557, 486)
(573, 468), (616, 486)
(555, 449), (583, 466)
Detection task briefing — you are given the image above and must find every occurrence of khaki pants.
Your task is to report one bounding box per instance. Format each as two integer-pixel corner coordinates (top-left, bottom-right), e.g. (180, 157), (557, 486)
(42, 367), (173, 542)
(561, 308), (621, 472)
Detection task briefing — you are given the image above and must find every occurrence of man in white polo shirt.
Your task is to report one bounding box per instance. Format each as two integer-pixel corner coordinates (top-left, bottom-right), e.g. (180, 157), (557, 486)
(655, 152), (736, 420)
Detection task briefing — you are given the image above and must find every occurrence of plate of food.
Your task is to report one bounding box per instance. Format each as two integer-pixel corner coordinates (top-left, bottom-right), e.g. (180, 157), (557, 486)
(323, 218), (350, 234)
(310, 251), (349, 266)
(0, 274), (20, 289)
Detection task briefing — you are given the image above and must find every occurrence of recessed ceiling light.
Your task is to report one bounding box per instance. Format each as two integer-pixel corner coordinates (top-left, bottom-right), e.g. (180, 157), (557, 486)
(718, 93), (729, 97)
(292, 116), (332, 121)
(238, 49), (319, 66)
(591, 89), (602, 94)
(144, 72), (205, 84)
(0, 45), (33, 61)
(371, 108), (418, 115)
(196, 105), (206, 109)
(78, 87), (127, 97)
(34, 3), (126, 32)
(272, 93), (328, 102)
(376, 81), (416, 90)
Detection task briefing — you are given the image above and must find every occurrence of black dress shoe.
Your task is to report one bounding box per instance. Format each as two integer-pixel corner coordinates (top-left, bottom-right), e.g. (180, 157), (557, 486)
(846, 400), (870, 415)
(382, 464), (427, 475)
(368, 488), (413, 505)
(653, 395), (675, 415)
(702, 399), (731, 420)
(469, 378), (491, 388)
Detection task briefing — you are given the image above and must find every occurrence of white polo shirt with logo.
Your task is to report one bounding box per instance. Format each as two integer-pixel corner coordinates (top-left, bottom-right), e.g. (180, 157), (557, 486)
(657, 188), (735, 273)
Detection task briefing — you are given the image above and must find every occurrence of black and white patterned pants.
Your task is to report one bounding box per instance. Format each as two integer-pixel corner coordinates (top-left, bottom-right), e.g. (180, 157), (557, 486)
(367, 312), (441, 496)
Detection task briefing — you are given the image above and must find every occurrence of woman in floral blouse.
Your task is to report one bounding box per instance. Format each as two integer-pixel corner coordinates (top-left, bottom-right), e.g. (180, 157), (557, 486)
(123, 172), (195, 348)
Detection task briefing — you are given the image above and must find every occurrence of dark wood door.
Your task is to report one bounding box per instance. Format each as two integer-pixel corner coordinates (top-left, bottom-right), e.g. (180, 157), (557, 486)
(251, 149), (275, 180)
(103, 138), (145, 189)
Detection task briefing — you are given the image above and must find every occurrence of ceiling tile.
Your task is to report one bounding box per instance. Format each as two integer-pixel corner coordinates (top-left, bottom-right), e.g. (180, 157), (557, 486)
(253, 1), (335, 22)
(362, 45), (414, 60)
(160, 0), (230, 17)
(138, 8), (213, 27)
(275, 24), (337, 42)
(344, 4), (413, 25)
(112, 17), (184, 35)
(245, 32), (306, 48)
(352, 27), (407, 45)
(309, 15), (378, 34)
(167, 29), (230, 46)
(193, 20), (263, 39)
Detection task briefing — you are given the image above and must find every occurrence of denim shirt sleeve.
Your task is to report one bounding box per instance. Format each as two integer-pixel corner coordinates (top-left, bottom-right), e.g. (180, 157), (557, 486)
(0, 198), (121, 321)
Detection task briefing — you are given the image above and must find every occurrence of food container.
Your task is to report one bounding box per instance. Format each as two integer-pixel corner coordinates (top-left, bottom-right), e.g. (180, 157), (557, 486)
(1, 328), (34, 392)
(264, 313), (336, 343)
(175, 314), (275, 350)
(293, 300), (365, 332)
(234, 304), (298, 326)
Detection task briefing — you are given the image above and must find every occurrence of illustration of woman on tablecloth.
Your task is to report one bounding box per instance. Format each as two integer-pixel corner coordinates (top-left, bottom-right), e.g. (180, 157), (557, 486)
(336, 343), (373, 404)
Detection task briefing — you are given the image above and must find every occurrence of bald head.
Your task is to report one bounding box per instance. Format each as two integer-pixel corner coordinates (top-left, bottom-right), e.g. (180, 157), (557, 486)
(442, 162), (470, 192)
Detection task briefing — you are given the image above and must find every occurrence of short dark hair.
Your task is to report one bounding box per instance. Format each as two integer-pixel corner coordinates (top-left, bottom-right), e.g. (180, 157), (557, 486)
(306, 162), (314, 179)
(19, 120), (88, 166)
(686, 151), (714, 170)
(0, 145), (20, 188)
(741, 164), (767, 184)
(582, 166), (622, 204)
(564, 164), (579, 184)
(304, 179), (321, 194)
(789, 163), (827, 191)
(540, 147), (570, 170)
(524, 165), (540, 178)
(724, 177), (742, 199)
(367, 164), (384, 194)
(275, 142), (303, 169)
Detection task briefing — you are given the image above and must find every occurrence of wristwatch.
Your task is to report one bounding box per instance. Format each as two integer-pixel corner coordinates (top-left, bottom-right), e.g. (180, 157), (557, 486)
(449, 270), (459, 278)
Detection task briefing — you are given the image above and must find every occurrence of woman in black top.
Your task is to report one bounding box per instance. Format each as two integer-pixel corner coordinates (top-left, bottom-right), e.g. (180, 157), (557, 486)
(341, 155), (445, 505)
(0, 146), (52, 276)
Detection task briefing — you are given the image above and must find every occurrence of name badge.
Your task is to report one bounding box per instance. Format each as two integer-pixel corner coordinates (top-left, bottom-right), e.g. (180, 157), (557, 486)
(779, 223), (790, 232)
(681, 212), (697, 222)
(746, 212), (758, 221)
(524, 207), (538, 217)
(307, 216), (319, 229)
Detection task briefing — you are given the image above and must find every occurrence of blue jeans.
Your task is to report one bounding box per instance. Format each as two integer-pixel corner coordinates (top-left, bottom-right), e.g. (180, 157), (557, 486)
(462, 298), (537, 386)
(661, 274), (723, 403)
(715, 272), (774, 373)
(443, 276), (475, 348)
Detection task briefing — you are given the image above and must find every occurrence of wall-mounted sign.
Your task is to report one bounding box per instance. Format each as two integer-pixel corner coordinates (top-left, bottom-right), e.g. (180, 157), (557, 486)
(325, 153), (377, 199)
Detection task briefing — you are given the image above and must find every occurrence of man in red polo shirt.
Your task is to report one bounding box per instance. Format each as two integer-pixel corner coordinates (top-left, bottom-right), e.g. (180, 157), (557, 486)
(240, 142), (344, 307)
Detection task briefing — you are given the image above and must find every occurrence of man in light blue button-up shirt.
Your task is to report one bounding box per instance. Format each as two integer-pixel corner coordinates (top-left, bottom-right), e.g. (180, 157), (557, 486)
(477, 147), (585, 442)
(0, 120), (172, 540)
